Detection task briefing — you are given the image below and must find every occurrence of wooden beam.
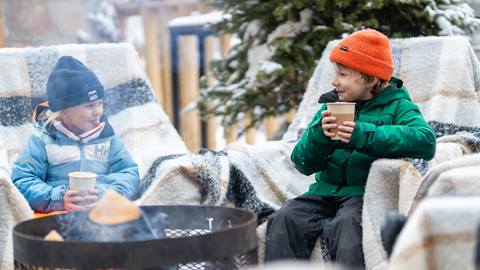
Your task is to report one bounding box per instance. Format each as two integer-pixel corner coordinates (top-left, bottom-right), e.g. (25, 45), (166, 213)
(220, 34), (230, 58)
(225, 124), (237, 144)
(264, 116), (280, 140)
(204, 36), (217, 149)
(244, 113), (256, 145)
(178, 35), (201, 152)
(142, 8), (164, 106)
(220, 34), (237, 144)
(285, 107), (297, 124)
(157, 13), (174, 120)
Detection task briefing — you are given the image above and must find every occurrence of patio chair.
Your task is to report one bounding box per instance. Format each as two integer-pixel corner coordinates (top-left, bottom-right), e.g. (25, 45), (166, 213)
(0, 43), (188, 270)
(283, 35), (480, 269)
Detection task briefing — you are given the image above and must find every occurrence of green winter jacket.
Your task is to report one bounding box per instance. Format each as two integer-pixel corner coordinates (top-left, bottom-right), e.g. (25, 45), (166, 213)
(291, 77), (436, 197)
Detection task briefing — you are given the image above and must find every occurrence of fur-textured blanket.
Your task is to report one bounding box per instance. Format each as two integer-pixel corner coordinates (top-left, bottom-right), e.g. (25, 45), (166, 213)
(138, 141), (313, 223)
(0, 43), (188, 269)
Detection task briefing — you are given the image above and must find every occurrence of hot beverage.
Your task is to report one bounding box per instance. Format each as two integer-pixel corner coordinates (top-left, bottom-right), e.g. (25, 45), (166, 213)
(68, 171), (97, 193)
(326, 102), (355, 140)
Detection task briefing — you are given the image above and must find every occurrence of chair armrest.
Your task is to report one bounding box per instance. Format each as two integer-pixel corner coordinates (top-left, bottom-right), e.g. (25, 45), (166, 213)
(363, 158), (411, 270)
(0, 175), (34, 269)
(363, 139), (475, 270)
(410, 152), (480, 213)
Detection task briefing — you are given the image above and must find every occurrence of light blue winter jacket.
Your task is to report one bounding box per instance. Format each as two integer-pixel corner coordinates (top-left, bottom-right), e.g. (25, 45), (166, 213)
(11, 118), (140, 212)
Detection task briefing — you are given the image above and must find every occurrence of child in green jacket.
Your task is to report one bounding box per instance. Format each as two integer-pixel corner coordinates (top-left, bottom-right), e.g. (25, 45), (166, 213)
(265, 29), (436, 268)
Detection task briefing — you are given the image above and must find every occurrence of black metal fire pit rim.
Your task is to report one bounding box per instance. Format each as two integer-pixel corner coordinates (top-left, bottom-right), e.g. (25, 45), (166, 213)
(14, 205), (259, 268)
(140, 204), (258, 233)
(14, 205), (258, 244)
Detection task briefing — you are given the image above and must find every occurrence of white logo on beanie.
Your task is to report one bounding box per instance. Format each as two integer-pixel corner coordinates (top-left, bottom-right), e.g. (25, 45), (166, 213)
(88, 90), (98, 101)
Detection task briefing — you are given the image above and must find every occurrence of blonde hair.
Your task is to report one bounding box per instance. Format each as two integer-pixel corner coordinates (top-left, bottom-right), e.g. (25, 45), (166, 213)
(36, 109), (62, 127)
(334, 62), (388, 96)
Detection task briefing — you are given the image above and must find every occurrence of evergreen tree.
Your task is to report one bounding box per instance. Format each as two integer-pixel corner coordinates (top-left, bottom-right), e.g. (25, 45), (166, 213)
(198, 0), (480, 133)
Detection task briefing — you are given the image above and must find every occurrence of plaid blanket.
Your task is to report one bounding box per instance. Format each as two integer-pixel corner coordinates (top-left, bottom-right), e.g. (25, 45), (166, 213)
(362, 132), (480, 270)
(388, 197), (480, 270)
(0, 43), (188, 269)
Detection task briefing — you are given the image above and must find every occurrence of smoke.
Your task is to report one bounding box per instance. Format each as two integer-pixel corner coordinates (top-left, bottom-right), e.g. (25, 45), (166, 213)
(53, 206), (238, 242)
(54, 209), (165, 242)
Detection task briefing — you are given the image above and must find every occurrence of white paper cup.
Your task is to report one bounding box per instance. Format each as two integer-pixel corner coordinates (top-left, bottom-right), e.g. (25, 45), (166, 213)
(68, 172), (97, 192)
(326, 102), (355, 140)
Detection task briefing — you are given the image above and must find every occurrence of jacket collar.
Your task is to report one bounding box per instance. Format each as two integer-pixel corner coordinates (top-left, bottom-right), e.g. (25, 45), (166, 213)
(32, 102), (115, 143)
(45, 115), (115, 143)
(318, 77), (410, 109)
(53, 120), (106, 143)
(365, 77), (410, 108)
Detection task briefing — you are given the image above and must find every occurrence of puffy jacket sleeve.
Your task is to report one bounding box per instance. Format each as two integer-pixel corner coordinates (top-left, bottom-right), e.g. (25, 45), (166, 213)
(11, 135), (67, 212)
(349, 100), (436, 160)
(96, 135), (140, 199)
(290, 104), (335, 175)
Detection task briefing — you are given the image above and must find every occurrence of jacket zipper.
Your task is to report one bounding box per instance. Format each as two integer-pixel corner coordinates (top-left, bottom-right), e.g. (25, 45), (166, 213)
(79, 143), (85, 172)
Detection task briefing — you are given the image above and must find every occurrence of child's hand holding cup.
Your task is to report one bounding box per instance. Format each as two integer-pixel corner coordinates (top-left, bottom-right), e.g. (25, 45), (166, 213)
(65, 172), (98, 211)
(323, 102), (356, 141)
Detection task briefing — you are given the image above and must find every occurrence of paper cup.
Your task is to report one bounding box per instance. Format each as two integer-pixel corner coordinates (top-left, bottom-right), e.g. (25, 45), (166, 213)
(326, 102), (355, 140)
(68, 171), (97, 192)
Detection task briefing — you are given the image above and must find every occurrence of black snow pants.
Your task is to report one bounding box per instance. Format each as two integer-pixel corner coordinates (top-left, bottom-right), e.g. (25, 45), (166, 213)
(265, 195), (365, 269)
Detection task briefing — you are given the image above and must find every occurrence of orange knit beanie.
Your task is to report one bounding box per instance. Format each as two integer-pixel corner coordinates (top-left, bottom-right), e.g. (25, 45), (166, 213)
(329, 29), (393, 81)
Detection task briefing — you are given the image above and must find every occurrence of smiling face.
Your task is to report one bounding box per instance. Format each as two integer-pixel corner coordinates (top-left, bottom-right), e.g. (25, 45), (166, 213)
(331, 63), (378, 102)
(60, 100), (104, 134)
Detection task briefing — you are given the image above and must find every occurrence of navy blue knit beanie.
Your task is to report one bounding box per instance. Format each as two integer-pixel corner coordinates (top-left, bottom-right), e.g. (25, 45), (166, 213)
(46, 56), (104, 112)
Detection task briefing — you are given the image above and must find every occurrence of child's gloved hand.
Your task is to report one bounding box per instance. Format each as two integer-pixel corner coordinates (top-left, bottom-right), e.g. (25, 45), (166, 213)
(337, 121), (356, 143)
(321, 110), (337, 138)
(63, 189), (98, 212)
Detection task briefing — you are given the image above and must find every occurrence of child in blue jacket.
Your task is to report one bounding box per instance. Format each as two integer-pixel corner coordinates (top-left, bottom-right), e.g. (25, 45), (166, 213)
(12, 56), (140, 213)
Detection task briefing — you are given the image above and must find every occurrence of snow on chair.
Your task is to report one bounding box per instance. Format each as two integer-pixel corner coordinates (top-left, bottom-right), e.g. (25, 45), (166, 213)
(284, 35), (480, 269)
(0, 43), (188, 270)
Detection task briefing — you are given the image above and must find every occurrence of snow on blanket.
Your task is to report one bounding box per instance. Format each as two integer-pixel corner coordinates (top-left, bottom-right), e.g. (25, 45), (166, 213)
(0, 43), (188, 270)
(283, 36), (480, 270)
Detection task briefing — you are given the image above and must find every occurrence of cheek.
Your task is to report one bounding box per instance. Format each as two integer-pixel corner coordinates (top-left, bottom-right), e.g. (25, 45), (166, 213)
(72, 116), (84, 126)
(73, 113), (88, 124)
(82, 113), (92, 122)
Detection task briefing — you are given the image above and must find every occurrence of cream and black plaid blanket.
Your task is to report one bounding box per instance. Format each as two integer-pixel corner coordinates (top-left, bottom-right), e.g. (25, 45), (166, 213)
(0, 43), (188, 269)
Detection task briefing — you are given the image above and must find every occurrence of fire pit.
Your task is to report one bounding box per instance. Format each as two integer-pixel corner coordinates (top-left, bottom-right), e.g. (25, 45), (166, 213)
(13, 205), (257, 269)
